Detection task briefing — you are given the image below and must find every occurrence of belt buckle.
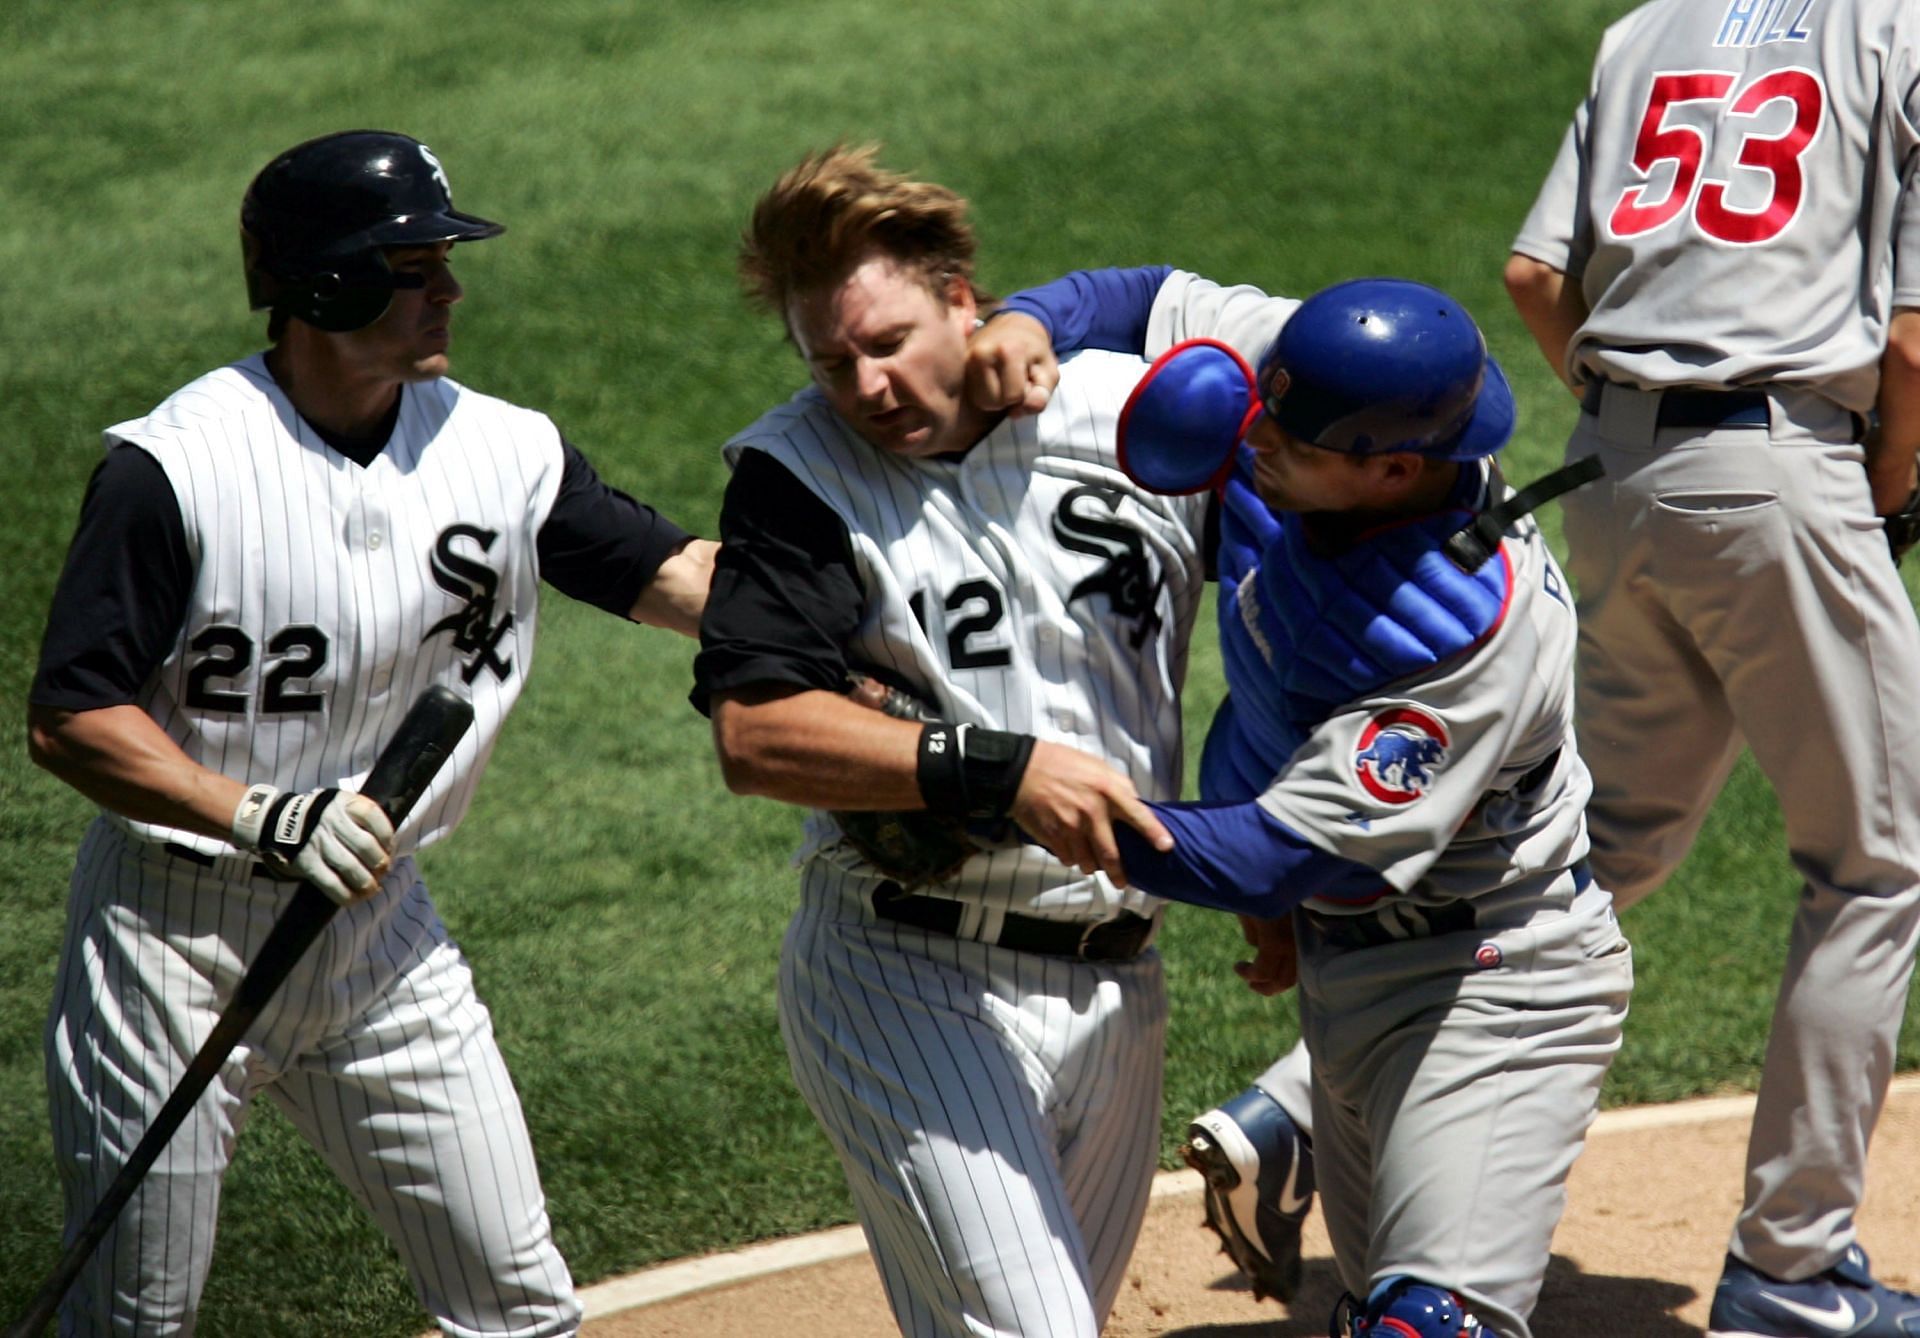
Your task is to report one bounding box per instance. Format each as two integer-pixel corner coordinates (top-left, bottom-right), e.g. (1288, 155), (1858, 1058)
(1075, 919), (1105, 960)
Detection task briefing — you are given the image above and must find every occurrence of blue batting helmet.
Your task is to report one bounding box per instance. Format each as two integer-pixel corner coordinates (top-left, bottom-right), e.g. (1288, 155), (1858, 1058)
(1258, 278), (1514, 460)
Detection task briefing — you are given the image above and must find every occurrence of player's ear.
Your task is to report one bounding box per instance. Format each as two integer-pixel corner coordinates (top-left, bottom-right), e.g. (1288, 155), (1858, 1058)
(1370, 452), (1422, 486)
(941, 271), (976, 318)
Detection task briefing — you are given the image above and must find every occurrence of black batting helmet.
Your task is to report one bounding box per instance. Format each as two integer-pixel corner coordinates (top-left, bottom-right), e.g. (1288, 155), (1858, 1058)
(240, 130), (505, 333)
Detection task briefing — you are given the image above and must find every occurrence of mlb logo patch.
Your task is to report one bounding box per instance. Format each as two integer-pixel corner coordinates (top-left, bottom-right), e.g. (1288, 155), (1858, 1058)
(1354, 707), (1450, 805)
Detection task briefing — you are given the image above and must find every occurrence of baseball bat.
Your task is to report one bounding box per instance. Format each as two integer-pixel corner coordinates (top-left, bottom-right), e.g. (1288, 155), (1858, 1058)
(5, 684), (475, 1338)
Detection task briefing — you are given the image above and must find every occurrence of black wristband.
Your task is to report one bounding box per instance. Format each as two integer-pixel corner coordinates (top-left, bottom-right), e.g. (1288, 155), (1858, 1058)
(258, 788), (340, 860)
(961, 728), (1035, 819)
(917, 724), (967, 813)
(916, 723), (1036, 819)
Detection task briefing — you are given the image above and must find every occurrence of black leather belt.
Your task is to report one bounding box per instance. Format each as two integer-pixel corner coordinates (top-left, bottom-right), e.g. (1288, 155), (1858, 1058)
(164, 841), (272, 881)
(1307, 861), (1592, 951)
(1581, 382), (1769, 429)
(870, 882), (1156, 962)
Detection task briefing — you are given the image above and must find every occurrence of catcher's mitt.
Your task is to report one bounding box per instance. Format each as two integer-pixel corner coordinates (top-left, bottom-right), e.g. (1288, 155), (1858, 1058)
(1887, 487), (1920, 563)
(833, 670), (984, 889)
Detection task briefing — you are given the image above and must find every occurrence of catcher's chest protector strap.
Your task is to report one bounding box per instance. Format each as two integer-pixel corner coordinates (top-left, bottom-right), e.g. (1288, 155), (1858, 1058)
(1444, 455), (1604, 570)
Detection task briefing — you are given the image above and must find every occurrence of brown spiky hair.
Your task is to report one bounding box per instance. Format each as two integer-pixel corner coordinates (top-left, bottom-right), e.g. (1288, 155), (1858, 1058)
(739, 144), (984, 323)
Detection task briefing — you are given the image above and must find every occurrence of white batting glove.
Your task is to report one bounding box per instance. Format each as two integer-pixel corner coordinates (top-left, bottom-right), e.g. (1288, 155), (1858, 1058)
(231, 784), (397, 905)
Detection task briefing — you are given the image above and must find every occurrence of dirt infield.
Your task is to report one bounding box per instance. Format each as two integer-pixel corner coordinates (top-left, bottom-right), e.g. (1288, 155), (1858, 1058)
(575, 1077), (1920, 1337)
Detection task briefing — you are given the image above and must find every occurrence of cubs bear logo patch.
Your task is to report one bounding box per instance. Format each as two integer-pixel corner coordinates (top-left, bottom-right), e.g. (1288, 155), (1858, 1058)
(1354, 707), (1450, 804)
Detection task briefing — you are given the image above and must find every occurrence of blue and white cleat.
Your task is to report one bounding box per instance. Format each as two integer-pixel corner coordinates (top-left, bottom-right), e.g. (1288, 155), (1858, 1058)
(1707, 1245), (1920, 1337)
(1182, 1083), (1315, 1303)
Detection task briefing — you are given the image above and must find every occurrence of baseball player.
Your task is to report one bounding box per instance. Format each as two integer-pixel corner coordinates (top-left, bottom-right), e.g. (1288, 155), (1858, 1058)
(1506, 1), (1920, 1331)
(970, 271), (1634, 1338)
(693, 146), (1212, 1338)
(25, 129), (715, 1335)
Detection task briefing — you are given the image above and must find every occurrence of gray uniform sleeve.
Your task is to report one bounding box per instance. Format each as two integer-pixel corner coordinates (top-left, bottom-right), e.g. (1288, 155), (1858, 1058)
(1142, 271), (1303, 364)
(1890, 40), (1920, 310)
(1511, 112), (1591, 279)
(1253, 648), (1537, 896)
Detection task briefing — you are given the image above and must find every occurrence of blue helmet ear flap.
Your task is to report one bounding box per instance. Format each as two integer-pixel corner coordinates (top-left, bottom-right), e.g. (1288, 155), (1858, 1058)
(1117, 339), (1260, 495)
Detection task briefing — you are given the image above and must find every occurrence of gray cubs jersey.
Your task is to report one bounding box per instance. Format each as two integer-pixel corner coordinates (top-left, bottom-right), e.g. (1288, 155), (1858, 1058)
(1249, 483), (1592, 911)
(102, 353), (563, 856)
(723, 349), (1211, 921)
(1512, 0), (1920, 411)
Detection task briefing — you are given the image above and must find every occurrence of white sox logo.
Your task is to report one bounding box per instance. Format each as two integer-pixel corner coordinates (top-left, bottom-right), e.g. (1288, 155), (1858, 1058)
(1052, 485), (1164, 649)
(424, 523), (514, 683)
(417, 143), (451, 198)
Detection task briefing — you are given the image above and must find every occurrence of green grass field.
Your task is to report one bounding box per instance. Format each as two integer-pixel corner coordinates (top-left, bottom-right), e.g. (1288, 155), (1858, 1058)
(3, 1), (1916, 1333)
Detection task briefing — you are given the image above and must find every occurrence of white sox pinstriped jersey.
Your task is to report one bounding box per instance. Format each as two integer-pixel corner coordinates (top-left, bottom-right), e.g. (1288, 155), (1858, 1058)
(1513, 0), (1920, 409)
(103, 353), (556, 856)
(40, 353), (587, 1336)
(725, 348), (1211, 921)
(725, 346), (1208, 1338)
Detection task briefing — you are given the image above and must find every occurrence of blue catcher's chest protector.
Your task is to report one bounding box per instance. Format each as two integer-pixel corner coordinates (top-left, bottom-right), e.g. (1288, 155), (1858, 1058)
(1200, 457), (1511, 802)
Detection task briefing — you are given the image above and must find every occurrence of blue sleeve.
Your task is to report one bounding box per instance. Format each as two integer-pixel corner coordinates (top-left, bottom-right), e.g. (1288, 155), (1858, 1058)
(997, 265), (1175, 356)
(1114, 798), (1388, 916)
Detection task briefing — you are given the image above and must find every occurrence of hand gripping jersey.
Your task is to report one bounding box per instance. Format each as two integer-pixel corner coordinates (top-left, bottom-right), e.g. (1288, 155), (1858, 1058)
(101, 353), (561, 857)
(722, 349), (1211, 921)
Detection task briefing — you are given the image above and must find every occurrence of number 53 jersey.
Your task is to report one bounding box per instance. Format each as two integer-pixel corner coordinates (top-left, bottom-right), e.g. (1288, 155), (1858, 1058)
(101, 354), (564, 858)
(1512, 0), (1920, 413)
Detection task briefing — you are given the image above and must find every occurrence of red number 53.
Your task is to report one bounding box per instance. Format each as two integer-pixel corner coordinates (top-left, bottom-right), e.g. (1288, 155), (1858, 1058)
(1608, 68), (1825, 245)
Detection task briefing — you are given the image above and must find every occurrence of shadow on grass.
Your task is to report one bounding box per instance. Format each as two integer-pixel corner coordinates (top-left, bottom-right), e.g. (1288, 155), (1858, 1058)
(1163, 1253), (1700, 1336)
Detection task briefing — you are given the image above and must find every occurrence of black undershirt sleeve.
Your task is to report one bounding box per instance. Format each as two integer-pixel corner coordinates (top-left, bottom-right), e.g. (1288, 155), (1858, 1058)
(690, 449), (864, 717)
(30, 445), (194, 711)
(537, 437), (695, 615)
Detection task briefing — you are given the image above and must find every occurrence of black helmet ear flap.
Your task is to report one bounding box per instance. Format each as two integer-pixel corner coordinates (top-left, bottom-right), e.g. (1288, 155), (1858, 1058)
(280, 273), (395, 333)
(284, 251), (429, 332)
(240, 225), (278, 311)
(243, 229), (429, 333)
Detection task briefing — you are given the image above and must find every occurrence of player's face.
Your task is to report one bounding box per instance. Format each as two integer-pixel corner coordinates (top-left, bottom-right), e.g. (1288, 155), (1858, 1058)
(1243, 412), (1385, 513)
(346, 242), (464, 382)
(788, 255), (981, 458)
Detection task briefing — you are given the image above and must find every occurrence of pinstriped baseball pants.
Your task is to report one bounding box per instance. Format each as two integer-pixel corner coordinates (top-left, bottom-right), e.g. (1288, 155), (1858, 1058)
(45, 820), (579, 1337)
(778, 892), (1167, 1337)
